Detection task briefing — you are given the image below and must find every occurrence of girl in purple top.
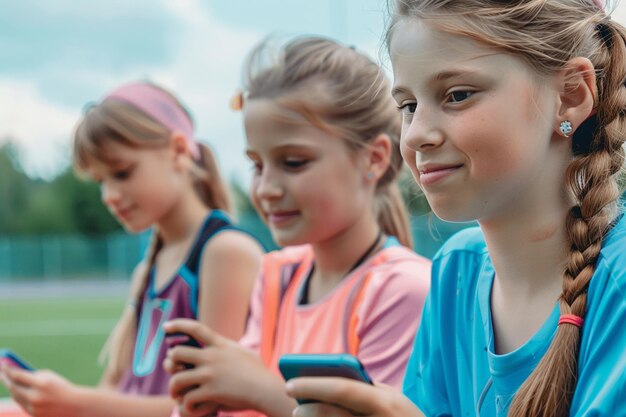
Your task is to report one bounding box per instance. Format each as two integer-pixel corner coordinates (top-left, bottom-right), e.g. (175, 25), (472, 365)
(0, 82), (264, 417)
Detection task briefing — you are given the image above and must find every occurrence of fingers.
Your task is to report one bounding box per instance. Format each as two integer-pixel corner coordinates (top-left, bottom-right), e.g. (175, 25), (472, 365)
(2, 366), (37, 388)
(167, 344), (212, 372)
(164, 354), (192, 375)
(0, 364), (10, 388)
(180, 388), (220, 417)
(164, 319), (222, 348)
(4, 378), (35, 416)
(286, 377), (383, 415)
(169, 367), (212, 399)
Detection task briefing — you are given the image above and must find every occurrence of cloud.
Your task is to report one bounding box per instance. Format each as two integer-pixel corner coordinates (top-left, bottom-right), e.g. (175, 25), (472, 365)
(0, 0), (262, 183)
(0, 80), (79, 177)
(2, 0), (625, 183)
(148, 0), (263, 186)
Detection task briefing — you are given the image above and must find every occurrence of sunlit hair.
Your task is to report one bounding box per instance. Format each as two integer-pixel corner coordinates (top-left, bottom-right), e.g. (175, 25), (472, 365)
(388, 0), (626, 416)
(72, 82), (232, 383)
(243, 36), (413, 248)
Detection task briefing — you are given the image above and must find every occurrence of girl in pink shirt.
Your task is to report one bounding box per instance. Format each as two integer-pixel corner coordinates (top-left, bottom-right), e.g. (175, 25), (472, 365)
(163, 36), (431, 417)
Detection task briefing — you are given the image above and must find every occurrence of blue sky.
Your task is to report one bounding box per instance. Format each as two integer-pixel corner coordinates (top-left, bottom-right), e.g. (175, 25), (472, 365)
(1, 0), (624, 182)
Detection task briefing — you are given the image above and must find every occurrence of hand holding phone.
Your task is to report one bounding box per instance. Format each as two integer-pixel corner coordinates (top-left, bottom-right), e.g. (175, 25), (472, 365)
(165, 332), (202, 369)
(0, 349), (35, 372)
(279, 353), (372, 404)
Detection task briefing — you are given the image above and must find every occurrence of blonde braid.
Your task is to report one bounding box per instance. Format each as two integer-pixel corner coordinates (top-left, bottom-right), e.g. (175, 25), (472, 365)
(509, 20), (626, 417)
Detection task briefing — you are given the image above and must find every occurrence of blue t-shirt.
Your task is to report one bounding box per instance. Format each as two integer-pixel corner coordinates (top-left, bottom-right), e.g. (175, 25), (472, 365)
(403, 214), (626, 416)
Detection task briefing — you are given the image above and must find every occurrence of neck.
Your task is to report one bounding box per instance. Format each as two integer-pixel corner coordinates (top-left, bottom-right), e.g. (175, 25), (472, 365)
(310, 212), (381, 285)
(479, 186), (570, 299)
(156, 191), (210, 244)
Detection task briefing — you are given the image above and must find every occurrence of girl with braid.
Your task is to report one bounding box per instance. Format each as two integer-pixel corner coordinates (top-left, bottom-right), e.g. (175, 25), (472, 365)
(0, 81), (264, 417)
(286, 1), (626, 416)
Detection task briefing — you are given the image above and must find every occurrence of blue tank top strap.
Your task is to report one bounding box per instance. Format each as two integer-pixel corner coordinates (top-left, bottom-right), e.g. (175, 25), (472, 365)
(184, 210), (238, 275)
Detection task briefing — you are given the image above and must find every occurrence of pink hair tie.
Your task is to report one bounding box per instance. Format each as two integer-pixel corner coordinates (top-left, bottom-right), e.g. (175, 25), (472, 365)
(105, 82), (201, 161)
(592, 0), (605, 11)
(558, 314), (584, 328)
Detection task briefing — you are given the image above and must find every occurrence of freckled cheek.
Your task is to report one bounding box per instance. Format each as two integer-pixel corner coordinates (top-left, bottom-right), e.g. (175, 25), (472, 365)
(458, 119), (528, 181)
(303, 182), (352, 228)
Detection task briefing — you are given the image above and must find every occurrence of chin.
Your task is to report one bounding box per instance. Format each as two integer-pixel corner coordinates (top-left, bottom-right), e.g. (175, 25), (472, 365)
(270, 231), (309, 248)
(430, 205), (478, 224)
(121, 221), (152, 234)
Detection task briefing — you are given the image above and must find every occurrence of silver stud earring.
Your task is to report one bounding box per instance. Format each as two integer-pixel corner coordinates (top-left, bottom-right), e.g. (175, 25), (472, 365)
(559, 120), (573, 138)
(366, 172), (374, 180)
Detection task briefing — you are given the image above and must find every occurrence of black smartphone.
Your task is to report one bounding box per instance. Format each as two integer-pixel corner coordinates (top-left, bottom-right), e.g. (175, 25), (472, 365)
(165, 332), (202, 369)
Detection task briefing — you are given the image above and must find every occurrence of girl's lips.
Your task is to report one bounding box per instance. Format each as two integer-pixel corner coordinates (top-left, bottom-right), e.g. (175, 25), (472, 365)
(268, 211), (300, 226)
(418, 165), (463, 186)
(115, 207), (134, 220)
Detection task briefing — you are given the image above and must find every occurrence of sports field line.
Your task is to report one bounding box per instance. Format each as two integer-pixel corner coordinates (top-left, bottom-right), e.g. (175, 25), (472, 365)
(0, 319), (116, 337)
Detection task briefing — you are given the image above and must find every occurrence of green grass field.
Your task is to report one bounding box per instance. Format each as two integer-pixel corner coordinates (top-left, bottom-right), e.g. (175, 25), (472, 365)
(0, 296), (125, 398)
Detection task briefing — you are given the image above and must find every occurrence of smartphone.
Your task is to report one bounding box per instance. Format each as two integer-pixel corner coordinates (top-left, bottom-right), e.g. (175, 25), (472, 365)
(0, 349), (35, 372)
(165, 332), (202, 369)
(165, 332), (203, 349)
(278, 353), (372, 404)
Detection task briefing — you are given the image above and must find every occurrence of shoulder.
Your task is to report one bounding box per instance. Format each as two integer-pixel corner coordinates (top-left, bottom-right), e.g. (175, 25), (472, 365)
(366, 245), (430, 288)
(596, 214), (626, 277)
(203, 228), (263, 256)
(431, 227), (487, 273)
(573, 216), (626, 414)
(426, 226), (489, 301)
(588, 214), (626, 306)
(199, 216), (264, 272)
(359, 246), (431, 312)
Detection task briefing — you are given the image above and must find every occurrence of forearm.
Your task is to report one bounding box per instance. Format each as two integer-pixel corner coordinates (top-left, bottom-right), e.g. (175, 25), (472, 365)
(73, 387), (175, 417)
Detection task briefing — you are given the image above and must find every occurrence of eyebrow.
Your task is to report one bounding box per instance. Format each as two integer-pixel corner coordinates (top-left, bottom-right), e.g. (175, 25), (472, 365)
(433, 69), (480, 82)
(246, 142), (319, 157)
(105, 158), (131, 167)
(392, 68), (482, 99)
(391, 85), (411, 99)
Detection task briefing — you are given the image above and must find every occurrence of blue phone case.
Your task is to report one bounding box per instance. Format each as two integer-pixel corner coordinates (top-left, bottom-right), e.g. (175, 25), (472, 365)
(0, 349), (35, 371)
(278, 354), (372, 404)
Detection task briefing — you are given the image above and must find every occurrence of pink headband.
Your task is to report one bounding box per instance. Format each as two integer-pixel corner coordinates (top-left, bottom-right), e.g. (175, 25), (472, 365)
(105, 82), (200, 160)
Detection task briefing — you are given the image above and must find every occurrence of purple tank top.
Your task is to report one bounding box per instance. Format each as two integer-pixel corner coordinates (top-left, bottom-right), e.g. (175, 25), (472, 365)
(117, 211), (238, 395)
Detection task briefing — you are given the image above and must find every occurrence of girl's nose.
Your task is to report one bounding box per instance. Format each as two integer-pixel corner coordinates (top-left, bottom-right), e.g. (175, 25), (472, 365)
(401, 108), (445, 153)
(252, 167), (283, 201)
(101, 181), (122, 207)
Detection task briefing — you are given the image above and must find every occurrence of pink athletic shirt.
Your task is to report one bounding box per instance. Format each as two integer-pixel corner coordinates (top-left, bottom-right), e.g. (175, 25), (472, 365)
(171, 237), (430, 417)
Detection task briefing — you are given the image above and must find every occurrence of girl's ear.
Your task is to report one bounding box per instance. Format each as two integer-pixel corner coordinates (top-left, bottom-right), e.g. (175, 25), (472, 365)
(363, 134), (392, 183)
(169, 131), (193, 170)
(555, 57), (597, 136)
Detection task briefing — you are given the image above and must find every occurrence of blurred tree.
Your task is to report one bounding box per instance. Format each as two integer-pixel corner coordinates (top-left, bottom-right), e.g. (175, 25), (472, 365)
(0, 142), (32, 233)
(398, 166), (431, 215)
(229, 178), (278, 251)
(0, 141), (120, 236)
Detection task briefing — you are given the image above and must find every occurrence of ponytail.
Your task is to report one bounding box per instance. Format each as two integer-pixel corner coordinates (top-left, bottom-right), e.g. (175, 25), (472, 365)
(191, 143), (233, 214)
(376, 182), (413, 249)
